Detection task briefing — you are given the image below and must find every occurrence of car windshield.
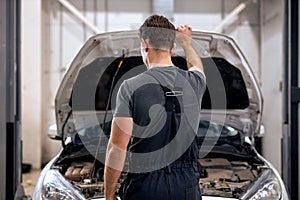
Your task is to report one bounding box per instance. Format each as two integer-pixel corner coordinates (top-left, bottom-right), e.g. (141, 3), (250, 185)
(73, 120), (243, 154)
(76, 120), (239, 141)
(197, 120), (239, 138)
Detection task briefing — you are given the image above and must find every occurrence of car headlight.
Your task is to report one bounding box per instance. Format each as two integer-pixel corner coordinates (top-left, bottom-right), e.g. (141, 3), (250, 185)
(240, 169), (282, 200)
(41, 169), (85, 200)
(33, 159), (86, 200)
(249, 180), (281, 200)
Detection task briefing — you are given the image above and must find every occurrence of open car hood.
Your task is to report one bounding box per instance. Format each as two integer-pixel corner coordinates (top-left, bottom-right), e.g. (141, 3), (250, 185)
(55, 30), (263, 140)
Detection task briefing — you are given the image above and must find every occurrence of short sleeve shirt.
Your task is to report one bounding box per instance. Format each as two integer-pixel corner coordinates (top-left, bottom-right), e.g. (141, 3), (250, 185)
(114, 67), (206, 119)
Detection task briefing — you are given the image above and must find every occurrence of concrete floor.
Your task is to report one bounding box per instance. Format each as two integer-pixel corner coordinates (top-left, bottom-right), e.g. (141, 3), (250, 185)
(22, 169), (41, 197)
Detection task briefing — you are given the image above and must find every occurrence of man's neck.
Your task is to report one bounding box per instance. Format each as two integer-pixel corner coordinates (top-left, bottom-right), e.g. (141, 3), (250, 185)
(147, 49), (174, 69)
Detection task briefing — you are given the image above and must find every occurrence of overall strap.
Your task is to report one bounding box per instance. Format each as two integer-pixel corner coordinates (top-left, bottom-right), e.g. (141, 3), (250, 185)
(145, 68), (187, 112)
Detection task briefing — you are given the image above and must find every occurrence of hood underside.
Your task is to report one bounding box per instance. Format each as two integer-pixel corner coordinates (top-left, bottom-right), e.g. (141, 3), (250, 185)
(54, 30), (263, 139)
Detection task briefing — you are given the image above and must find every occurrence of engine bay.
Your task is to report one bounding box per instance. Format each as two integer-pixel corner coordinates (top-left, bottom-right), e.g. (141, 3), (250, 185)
(198, 157), (266, 198)
(52, 139), (267, 199)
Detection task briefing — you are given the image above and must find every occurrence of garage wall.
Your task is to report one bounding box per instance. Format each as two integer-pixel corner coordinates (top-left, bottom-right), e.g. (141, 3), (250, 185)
(261, 0), (283, 173)
(39, 0), (262, 164)
(21, 0), (42, 169)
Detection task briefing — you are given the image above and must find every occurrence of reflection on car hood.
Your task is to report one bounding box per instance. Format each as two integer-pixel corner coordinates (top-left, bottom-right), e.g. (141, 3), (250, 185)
(54, 30), (263, 140)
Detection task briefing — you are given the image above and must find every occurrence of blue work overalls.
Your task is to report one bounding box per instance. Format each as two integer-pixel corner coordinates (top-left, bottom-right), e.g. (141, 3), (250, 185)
(120, 68), (202, 200)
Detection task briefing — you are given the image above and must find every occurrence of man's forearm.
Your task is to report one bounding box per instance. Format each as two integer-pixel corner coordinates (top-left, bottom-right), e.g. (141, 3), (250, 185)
(182, 44), (204, 72)
(104, 142), (127, 199)
(104, 117), (132, 199)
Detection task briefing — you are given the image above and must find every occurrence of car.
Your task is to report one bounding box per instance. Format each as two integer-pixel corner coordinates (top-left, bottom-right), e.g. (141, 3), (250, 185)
(33, 30), (289, 200)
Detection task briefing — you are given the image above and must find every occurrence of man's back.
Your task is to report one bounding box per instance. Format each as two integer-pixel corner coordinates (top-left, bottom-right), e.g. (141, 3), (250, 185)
(115, 66), (205, 199)
(114, 66), (205, 172)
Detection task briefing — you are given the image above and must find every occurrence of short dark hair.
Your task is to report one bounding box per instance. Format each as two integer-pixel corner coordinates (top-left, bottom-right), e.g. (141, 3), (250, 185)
(139, 15), (176, 50)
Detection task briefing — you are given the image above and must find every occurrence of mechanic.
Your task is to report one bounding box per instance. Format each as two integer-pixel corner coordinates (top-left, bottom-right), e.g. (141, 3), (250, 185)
(104, 15), (206, 200)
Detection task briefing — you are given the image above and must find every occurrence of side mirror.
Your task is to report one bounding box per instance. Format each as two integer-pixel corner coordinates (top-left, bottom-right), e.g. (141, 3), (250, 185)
(48, 124), (62, 140)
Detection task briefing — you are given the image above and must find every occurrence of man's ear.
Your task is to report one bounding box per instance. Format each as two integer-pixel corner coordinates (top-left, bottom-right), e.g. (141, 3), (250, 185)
(141, 39), (150, 52)
(170, 43), (176, 55)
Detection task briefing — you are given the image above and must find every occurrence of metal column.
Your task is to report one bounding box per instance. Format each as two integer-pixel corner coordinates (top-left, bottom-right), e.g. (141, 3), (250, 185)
(0, 0), (22, 199)
(283, 0), (300, 199)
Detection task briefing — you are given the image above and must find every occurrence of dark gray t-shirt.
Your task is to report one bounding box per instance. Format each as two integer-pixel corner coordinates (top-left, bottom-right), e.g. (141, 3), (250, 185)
(114, 66), (206, 118)
(113, 66), (206, 172)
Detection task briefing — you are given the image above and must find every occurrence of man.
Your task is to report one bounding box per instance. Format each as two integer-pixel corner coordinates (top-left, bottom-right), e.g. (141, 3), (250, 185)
(104, 15), (206, 200)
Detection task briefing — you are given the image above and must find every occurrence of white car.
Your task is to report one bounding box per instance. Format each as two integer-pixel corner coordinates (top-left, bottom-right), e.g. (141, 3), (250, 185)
(33, 30), (289, 200)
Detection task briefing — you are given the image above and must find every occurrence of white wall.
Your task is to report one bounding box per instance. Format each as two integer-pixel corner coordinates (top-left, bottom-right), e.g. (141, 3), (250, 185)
(261, 0), (283, 173)
(21, 0), (42, 169)
(174, 0), (222, 30)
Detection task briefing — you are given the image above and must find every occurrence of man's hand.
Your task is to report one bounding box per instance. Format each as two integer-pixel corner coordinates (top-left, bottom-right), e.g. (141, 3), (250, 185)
(105, 193), (117, 200)
(176, 25), (192, 48)
(176, 25), (205, 75)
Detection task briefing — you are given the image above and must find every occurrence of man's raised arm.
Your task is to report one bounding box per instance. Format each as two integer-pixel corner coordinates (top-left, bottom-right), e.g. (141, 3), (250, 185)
(176, 25), (205, 76)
